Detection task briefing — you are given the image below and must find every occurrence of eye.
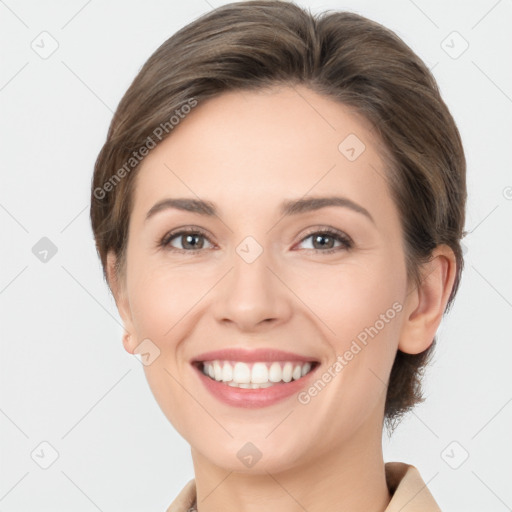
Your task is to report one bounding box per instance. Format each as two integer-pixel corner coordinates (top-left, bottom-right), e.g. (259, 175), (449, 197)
(159, 228), (214, 253)
(296, 228), (353, 254)
(159, 226), (353, 255)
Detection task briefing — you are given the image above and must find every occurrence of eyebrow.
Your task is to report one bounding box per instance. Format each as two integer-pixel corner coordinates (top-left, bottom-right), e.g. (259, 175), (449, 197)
(145, 196), (375, 224)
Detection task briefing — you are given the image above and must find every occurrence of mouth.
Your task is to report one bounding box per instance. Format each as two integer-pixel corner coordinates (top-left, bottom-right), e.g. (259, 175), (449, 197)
(190, 348), (321, 408)
(192, 360), (319, 388)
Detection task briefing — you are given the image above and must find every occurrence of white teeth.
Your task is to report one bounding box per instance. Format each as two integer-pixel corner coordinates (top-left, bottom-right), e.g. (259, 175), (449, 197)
(221, 361), (233, 382)
(201, 360), (315, 386)
(282, 362), (293, 382)
(213, 361), (222, 381)
(252, 382), (273, 388)
(233, 362), (251, 383)
(269, 362), (282, 382)
(301, 362), (311, 377)
(251, 362), (269, 383)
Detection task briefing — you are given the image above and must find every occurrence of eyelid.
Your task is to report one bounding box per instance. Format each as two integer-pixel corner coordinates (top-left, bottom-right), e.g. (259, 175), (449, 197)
(293, 226), (353, 253)
(159, 225), (353, 253)
(160, 226), (215, 252)
(297, 226), (353, 245)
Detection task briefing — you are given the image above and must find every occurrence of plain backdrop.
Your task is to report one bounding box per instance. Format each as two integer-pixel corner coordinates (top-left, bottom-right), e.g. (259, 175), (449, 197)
(1, 0), (511, 510)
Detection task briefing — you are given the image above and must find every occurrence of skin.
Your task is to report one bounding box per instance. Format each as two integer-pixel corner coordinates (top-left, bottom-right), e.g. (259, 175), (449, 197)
(107, 85), (456, 512)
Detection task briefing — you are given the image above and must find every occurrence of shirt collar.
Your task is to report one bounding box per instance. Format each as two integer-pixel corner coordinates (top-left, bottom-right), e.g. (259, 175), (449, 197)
(166, 462), (441, 512)
(385, 462), (441, 511)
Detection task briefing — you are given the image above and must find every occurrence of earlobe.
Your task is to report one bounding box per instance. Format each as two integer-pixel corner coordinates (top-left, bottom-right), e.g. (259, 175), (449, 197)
(122, 331), (136, 354)
(398, 245), (457, 355)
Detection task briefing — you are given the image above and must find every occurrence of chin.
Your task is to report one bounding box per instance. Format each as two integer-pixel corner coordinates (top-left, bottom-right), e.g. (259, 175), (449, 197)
(191, 433), (312, 475)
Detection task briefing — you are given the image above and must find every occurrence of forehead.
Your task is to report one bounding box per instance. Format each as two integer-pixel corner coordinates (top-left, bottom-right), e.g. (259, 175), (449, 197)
(131, 85), (394, 222)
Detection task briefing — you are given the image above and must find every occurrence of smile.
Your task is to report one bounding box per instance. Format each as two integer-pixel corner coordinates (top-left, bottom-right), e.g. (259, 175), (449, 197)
(192, 360), (320, 408)
(197, 360), (317, 388)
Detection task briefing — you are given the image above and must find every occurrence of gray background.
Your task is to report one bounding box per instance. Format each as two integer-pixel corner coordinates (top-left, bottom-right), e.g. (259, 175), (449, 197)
(1, 0), (511, 510)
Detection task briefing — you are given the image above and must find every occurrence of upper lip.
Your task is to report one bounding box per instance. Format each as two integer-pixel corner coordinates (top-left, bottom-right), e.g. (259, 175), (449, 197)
(191, 348), (319, 363)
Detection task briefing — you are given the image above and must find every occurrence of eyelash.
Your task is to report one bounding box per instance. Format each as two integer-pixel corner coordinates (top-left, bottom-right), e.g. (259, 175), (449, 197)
(158, 226), (353, 255)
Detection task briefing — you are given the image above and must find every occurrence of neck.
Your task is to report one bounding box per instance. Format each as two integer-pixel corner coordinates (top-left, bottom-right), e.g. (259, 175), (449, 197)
(190, 415), (391, 512)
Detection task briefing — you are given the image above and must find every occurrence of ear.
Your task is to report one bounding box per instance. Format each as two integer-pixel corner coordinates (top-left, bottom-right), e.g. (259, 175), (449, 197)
(106, 251), (137, 354)
(398, 244), (458, 355)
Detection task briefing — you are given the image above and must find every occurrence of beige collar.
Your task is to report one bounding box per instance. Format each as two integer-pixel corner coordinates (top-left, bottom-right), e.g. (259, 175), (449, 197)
(166, 462), (441, 512)
(384, 462), (441, 511)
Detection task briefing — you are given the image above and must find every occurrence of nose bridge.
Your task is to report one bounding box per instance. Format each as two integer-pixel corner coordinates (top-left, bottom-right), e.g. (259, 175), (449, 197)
(232, 236), (270, 290)
(213, 233), (291, 329)
(231, 235), (275, 306)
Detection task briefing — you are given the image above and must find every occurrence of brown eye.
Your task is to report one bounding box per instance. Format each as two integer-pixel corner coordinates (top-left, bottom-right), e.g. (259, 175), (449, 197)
(297, 229), (353, 254)
(160, 229), (214, 252)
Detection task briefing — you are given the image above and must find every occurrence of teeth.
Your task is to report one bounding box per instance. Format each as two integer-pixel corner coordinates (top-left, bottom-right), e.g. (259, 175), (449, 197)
(282, 362), (293, 382)
(213, 361), (222, 381)
(251, 362), (269, 384)
(201, 360), (315, 386)
(233, 362), (251, 383)
(221, 362), (233, 382)
(301, 362), (311, 377)
(269, 362), (282, 382)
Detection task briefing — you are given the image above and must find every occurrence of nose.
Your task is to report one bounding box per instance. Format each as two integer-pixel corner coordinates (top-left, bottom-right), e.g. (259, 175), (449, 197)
(213, 246), (293, 332)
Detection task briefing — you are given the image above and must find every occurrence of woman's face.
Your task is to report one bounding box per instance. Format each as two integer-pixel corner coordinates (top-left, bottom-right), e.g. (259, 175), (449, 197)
(112, 85), (413, 473)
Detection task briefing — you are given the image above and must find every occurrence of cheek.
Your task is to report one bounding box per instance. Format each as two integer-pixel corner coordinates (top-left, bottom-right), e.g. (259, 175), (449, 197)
(292, 253), (405, 349)
(127, 261), (205, 340)
(294, 252), (405, 409)
(126, 264), (204, 436)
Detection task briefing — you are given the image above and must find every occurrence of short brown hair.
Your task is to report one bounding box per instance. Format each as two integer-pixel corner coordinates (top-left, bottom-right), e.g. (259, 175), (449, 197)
(90, 0), (467, 428)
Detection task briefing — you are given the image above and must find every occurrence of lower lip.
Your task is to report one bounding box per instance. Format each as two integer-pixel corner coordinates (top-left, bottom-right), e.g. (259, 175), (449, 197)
(192, 363), (319, 408)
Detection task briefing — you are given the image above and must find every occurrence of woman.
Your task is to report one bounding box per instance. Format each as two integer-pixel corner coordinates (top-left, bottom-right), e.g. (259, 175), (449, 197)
(90, 1), (466, 510)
